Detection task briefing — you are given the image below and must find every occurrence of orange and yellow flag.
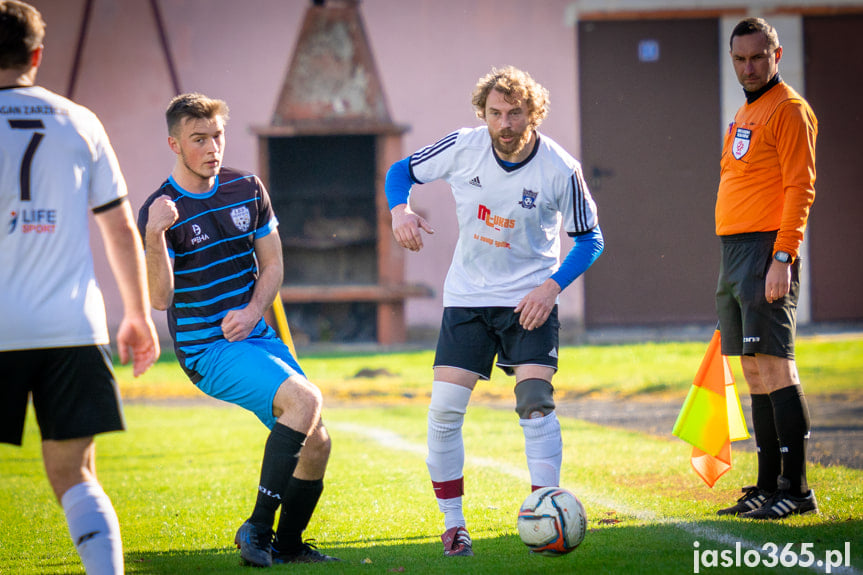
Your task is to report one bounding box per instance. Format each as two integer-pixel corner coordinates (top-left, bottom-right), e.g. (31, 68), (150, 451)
(672, 330), (749, 487)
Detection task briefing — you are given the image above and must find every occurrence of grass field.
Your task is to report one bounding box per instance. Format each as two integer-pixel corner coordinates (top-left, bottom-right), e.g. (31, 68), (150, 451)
(119, 334), (863, 403)
(1, 335), (861, 574)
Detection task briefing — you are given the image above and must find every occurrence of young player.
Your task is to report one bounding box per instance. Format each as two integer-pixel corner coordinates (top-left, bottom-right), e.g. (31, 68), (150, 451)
(138, 93), (337, 566)
(385, 66), (604, 556)
(714, 18), (818, 519)
(0, 2), (160, 573)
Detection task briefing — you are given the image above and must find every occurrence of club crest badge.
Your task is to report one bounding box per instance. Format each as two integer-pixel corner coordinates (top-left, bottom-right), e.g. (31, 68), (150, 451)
(519, 189), (538, 209)
(732, 127), (751, 160)
(231, 206), (251, 232)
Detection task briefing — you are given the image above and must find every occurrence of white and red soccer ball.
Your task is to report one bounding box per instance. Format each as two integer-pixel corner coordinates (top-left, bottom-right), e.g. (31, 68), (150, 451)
(517, 486), (587, 556)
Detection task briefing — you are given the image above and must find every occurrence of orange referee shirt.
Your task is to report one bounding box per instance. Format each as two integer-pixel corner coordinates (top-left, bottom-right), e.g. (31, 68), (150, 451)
(715, 80), (817, 261)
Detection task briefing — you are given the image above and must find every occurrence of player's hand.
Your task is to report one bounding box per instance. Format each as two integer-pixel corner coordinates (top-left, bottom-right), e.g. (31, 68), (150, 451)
(515, 279), (561, 331)
(391, 204), (434, 252)
(221, 306), (259, 342)
(765, 259), (791, 303)
(147, 195), (179, 234)
(116, 315), (160, 377)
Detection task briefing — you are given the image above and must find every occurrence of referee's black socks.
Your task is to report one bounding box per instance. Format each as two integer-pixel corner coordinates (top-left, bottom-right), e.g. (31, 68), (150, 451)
(769, 385), (811, 496)
(751, 393), (781, 492)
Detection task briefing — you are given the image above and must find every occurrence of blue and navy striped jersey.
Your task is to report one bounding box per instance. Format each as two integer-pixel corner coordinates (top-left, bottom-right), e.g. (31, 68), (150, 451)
(137, 167), (278, 381)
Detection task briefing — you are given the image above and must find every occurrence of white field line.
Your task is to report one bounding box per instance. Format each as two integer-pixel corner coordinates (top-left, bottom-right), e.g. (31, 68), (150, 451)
(331, 421), (860, 575)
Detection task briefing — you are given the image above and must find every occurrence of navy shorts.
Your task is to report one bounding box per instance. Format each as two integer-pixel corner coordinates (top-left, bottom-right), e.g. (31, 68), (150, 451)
(434, 306), (559, 380)
(716, 231), (799, 359)
(0, 345), (125, 446)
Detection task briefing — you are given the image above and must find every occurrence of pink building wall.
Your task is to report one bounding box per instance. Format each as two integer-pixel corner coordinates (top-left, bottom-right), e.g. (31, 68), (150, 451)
(27, 0), (581, 344)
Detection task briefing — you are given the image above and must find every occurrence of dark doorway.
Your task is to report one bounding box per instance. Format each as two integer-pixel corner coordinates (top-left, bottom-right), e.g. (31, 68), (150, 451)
(266, 135), (379, 343)
(804, 14), (863, 322)
(578, 18), (721, 326)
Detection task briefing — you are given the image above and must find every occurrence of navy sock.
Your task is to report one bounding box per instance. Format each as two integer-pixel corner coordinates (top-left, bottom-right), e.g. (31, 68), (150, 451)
(751, 393), (781, 492)
(249, 423), (307, 528)
(274, 478), (324, 553)
(770, 385), (811, 496)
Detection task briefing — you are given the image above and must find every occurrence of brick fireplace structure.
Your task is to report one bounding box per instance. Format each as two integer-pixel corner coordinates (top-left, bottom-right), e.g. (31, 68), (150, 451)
(254, 0), (430, 345)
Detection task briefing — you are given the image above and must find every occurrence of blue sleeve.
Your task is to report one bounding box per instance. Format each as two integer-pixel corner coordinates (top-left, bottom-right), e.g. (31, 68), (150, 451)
(254, 216), (278, 240)
(549, 225), (604, 291)
(385, 157), (414, 210)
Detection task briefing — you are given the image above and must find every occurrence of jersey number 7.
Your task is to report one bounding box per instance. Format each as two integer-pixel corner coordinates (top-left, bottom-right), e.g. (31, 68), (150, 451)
(8, 118), (46, 201)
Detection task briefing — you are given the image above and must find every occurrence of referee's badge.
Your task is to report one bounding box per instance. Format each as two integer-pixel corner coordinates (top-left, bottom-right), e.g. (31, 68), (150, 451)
(732, 127), (751, 160)
(231, 206), (251, 232)
(519, 189), (538, 209)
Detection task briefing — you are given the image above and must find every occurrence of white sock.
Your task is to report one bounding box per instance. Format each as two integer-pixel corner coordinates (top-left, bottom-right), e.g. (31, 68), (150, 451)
(427, 381), (472, 530)
(439, 496), (466, 530)
(61, 481), (124, 575)
(520, 412), (563, 488)
(426, 381), (472, 482)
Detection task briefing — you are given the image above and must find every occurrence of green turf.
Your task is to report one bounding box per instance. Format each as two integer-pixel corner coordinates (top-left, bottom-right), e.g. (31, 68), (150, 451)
(3, 336), (861, 573)
(117, 335), (863, 403)
(2, 403), (861, 574)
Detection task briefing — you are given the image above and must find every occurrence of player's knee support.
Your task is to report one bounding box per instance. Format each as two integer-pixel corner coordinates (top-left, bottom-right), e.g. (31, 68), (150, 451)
(428, 381), (472, 425)
(514, 378), (555, 419)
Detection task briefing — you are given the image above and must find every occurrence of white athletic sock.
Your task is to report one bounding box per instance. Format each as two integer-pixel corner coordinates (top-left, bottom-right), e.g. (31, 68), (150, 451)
(426, 381), (472, 482)
(439, 496), (466, 530)
(61, 481), (124, 575)
(427, 381), (472, 530)
(520, 412), (563, 489)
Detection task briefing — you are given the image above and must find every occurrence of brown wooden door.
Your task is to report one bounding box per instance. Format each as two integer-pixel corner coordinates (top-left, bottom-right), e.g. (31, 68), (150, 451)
(578, 18), (721, 326)
(804, 15), (863, 322)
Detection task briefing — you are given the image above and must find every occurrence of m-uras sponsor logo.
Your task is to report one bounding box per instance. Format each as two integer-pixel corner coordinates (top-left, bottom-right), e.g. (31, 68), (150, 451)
(477, 204), (515, 231)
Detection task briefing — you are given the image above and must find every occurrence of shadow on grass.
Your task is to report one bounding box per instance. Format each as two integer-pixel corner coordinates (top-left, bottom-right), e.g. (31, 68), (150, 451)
(119, 519), (862, 575)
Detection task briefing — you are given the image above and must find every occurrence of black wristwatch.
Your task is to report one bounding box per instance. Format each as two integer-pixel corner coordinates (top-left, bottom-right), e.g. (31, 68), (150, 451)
(773, 251), (792, 264)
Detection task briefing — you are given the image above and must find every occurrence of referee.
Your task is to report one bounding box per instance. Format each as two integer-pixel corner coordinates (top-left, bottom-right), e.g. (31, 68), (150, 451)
(714, 18), (818, 520)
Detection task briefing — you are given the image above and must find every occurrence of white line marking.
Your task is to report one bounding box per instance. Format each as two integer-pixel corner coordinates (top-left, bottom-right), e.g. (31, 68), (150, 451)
(331, 421), (860, 575)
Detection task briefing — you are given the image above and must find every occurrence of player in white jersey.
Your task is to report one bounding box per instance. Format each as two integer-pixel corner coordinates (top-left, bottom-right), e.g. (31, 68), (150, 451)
(385, 66), (604, 557)
(0, 3), (159, 573)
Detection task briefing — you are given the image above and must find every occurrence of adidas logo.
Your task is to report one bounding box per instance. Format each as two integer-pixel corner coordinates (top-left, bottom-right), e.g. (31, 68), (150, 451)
(469, 176), (482, 187)
(548, 347), (558, 359)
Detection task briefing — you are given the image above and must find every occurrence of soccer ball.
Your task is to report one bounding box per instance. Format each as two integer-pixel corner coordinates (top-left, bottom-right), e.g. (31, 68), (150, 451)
(517, 487), (587, 556)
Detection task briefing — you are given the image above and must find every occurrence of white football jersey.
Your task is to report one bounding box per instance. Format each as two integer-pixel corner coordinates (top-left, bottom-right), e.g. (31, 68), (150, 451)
(0, 86), (127, 351)
(409, 127), (598, 307)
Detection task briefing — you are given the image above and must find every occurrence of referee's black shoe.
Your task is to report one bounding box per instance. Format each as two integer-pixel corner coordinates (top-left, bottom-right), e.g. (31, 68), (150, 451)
(739, 477), (818, 520)
(716, 485), (773, 516)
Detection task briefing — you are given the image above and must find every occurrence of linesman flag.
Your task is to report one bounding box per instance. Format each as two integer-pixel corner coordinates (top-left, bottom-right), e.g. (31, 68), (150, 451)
(672, 329), (749, 487)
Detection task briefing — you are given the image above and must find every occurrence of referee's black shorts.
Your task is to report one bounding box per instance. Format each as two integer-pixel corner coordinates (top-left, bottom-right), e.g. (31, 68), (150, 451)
(715, 231), (799, 359)
(434, 306), (560, 380)
(0, 345), (125, 446)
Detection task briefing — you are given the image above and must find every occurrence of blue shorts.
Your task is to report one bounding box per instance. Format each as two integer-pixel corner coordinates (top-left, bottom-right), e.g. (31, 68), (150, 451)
(187, 328), (304, 429)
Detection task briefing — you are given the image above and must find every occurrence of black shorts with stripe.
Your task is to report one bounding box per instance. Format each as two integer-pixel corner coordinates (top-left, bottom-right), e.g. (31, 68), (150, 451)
(716, 231), (799, 359)
(0, 345), (125, 445)
(434, 306), (560, 380)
